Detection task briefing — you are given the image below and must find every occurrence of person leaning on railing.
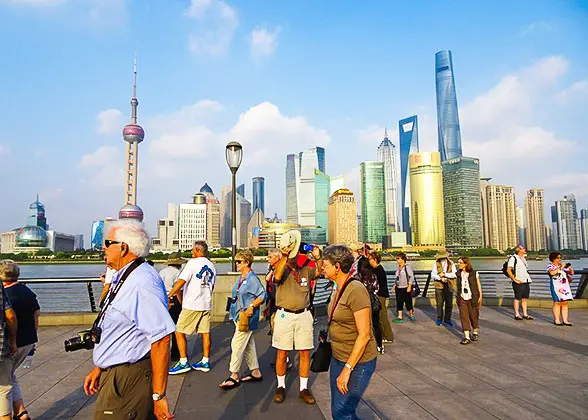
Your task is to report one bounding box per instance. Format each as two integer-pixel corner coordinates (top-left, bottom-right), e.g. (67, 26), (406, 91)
(323, 245), (377, 420)
(547, 252), (574, 326)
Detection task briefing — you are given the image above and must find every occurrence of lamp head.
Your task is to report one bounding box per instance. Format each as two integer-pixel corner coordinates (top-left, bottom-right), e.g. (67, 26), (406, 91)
(225, 141), (243, 173)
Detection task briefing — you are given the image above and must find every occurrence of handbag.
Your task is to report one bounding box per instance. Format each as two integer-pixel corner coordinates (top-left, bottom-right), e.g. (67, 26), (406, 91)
(236, 276), (250, 332)
(411, 280), (421, 298)
(310, 276), (355, 373)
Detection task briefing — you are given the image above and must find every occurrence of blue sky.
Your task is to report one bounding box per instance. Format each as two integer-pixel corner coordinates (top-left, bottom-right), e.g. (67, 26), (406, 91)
(0, 0), (587, 241)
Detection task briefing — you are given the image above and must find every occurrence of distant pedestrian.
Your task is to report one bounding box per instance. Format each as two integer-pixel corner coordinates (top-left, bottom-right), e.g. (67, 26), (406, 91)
(547, 252), (574, 326)
(219, 250), (266, 390)
(168, 241), (216, 375)
(99, 256), (116, 305)
(0, 261), (28, 420)
(392, 252), (416, 323)
(456, 257), (483, 345)
(507, 245), (533, 320)
(431, 250), (456, 326)
(323, 245), (377, 420)
(368, 251), (394, 343)
(264, 248), (282, 334)
(159, 252), (186, 361)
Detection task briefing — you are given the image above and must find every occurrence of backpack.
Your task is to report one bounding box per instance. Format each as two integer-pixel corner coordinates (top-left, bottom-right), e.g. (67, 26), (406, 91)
(501, 255), (516, 278)
(354, 257), (382, 312)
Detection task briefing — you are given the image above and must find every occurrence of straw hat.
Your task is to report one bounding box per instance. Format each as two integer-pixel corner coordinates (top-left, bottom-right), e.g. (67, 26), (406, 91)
(166, 252), (186, 265)
(434, 249), (450, 259)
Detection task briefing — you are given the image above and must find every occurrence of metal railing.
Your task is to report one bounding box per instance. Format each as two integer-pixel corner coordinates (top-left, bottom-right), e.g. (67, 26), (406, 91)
(18, 269), (588, 313)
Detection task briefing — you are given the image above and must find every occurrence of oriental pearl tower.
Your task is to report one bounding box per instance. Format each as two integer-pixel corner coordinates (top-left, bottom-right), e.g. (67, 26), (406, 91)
(118, 58), (145, 222)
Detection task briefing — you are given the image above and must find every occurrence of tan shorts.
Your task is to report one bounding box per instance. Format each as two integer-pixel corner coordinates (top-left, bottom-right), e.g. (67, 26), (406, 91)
(272, 308), (314, 351)
(176, 309), (211, 334)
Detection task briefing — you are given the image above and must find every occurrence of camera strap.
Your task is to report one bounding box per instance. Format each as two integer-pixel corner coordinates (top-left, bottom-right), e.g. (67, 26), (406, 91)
(93, 257), (145, 329)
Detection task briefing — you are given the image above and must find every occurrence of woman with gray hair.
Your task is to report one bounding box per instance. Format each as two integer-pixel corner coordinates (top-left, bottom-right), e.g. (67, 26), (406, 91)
(0, 260), (40, 420)
(323, 245), (377, 419)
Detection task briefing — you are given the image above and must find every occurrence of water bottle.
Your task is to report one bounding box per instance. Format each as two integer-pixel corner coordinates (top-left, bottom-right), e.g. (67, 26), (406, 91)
(22, 346), (35, 369)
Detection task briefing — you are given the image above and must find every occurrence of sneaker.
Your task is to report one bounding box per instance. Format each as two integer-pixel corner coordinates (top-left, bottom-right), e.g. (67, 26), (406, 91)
(409, 315), (416, 322)
(377, 346), (385, 355)
(169, 361), (191, 375)
(192, 361), (211, 372)
(299, 389), (316, 405)
(435, 320), (443, 326)
(392, 318), (404, 323)
(444, 321), (454, 327)
(471, 333), (479, 341)
(382, 339), (393, 344)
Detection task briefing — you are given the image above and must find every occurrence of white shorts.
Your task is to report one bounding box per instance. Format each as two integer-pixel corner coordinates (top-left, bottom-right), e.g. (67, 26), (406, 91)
(272, 308), (314, 351)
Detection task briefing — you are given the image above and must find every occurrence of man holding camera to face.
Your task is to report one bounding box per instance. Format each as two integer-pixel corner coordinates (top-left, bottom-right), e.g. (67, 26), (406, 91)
(272, 230), (322, 405)
(80, 220), (176, 420)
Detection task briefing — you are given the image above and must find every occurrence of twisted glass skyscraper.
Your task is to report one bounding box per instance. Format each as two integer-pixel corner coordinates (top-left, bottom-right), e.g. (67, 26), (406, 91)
(435, 50), (463, 162)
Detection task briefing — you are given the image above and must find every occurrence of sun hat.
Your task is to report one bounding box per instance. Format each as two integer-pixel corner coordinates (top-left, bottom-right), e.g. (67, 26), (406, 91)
(166, 252), (186, 265)
(279, 230), (302, 259)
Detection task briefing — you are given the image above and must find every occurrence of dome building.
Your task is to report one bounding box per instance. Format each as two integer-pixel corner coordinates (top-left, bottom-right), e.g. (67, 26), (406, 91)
(15, 225), (48, 248)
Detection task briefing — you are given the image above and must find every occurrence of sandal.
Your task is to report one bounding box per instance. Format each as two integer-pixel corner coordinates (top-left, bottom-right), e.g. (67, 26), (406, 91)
(14, 411), (30, 420)
(514, 315), (523, 321)
(460, 338), (471, 345)
(523, 315), (534, 320)
(219, 377), (240, 390)
(241, 371), (263, 383)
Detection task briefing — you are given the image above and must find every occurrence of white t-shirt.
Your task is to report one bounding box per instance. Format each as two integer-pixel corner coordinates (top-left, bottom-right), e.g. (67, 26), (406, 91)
(178, 257), (217, 311)
(104, 268), (117, 285)
(460, 271), (473, 300)
(507, 255), (532, 283)
(159, 265), (181, 295)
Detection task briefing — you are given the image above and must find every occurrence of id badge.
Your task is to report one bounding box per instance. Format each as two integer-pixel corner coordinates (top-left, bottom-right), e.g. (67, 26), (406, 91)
(300, 277), (308, 287)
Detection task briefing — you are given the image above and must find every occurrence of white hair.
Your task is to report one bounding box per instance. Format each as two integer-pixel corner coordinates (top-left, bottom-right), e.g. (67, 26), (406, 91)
(111, 219), (151, 257)
(268, 248), (281, 257)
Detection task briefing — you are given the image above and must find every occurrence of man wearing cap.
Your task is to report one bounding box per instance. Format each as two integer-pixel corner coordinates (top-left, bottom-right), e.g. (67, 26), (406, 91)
(272, 230), (322, 405)
(159, 253), (186, 362)
(431, 250), (457, 326)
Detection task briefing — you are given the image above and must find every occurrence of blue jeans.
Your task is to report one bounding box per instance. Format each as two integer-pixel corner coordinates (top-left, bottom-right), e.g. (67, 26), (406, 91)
(329, 357), (376, 420)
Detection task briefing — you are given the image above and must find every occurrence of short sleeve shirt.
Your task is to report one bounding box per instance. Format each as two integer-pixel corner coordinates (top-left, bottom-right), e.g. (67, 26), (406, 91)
(229, 271), (266, 330)
(4, 283), (40, 347)
(159, 265), (181, 295)
(328, 280), (377, 364)
(104, 267), (116, 285)
(275, 261), (316, 311)
(93, 261), (176, 369)
(508, 255), (532, 283)
(178, 257), (217, 311)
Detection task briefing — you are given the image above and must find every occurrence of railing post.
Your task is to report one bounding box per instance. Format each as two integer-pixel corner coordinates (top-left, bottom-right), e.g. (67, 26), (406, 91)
(422, 273), (432, 298)
(574, 269), (588, 299)
(87, 282), (97, 313)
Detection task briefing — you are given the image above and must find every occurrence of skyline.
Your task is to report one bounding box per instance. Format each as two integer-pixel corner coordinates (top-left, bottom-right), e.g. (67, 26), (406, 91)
(0, 1), (587, 238)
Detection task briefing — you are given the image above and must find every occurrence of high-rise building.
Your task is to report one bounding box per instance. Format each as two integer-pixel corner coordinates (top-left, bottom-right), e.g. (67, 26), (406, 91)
(328, 189), (358, 246)
(28, 195), (47, 230)
(315, 170), (330, 232)
(580, 209), (588, 251)
(239, 195), (252, 248)
(554, 194), (580, 250)
(178, 194), (207, 251)
(480, 178), (492, 248)
(247, 209), (265, 248)
(90, 218), (115, 250)
(441, 157), (482, 250)
(516, 206), (526, 248)
(377, 128), (399, 233)
(286, 154), (298, 224)
(398, 116), (419, 243)
(152, 203), (179, 252)
(237, 184), (245, 198)
(74, 234), (84, 250)
(545, 224), (553, 251)
(435, 50), (463, 162)
(409, 152), (445, 248)
(200, 183), (221, 250)
(481, 183), (517, 251)
(550, 205), (560, 250)
(119, 58), (145, 222)
(525, 189), (547, 251)
(360, 161), (386, 244)
(252, 177), (265, 214)
(219, 186), (231, 247)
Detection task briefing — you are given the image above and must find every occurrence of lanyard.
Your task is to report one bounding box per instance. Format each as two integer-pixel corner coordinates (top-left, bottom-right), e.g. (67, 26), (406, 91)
(328, 272), (354, 325)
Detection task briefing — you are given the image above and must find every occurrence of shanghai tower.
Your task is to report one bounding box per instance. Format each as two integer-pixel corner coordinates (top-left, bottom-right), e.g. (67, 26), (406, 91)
(435, 50), (462, 161)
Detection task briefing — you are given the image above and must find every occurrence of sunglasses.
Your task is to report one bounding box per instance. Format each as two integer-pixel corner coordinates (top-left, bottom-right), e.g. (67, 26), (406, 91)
(104, 240), (121, 248)
(235, 260), (243, 264)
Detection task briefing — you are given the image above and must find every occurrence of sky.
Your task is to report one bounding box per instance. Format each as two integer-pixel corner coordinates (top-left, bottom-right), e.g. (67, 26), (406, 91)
(0, 0), (587, 242)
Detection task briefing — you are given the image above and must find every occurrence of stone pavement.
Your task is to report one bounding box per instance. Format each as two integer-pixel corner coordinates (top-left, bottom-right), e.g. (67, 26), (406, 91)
(16, 305), (588, 419)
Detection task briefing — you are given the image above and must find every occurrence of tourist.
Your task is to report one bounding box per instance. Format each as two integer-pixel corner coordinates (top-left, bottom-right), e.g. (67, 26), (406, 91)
(547, 252), (574, 326)
(431, 250), (457, 326)
(506, 245), (533, 320)
(392, 252), (416, 322)
(0, 262), (23, 420)
(159, 252), (186, 361)
(263, 248), (281, 334)
(368, 251), (394, 343)
(83, 219), (175, 420)
(323, 245), (377, 420)
(456, 257), (483, 345)
(98, 256), (116, 305)
(354, 251), (383, 354)
(272, 230), (322, 405)
(168, 241), (217, 375)
(219, 250), (266, 390)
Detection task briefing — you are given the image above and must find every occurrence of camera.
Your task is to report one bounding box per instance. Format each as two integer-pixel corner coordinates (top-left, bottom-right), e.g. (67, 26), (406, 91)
(226, 297), (236, 312)
(64, 327), (102, 352)
(299, 242), (314, 253)
(565, 263), (571, 268)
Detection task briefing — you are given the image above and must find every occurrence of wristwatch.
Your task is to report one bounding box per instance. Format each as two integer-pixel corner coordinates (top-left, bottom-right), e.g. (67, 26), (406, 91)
(344, 363), (353, 371)
(152, 393), (166, 401)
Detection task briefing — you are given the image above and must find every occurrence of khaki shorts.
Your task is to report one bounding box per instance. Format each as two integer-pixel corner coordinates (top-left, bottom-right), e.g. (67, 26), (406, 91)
(176, 309), (211, 334)
(272, 308), (314, 351)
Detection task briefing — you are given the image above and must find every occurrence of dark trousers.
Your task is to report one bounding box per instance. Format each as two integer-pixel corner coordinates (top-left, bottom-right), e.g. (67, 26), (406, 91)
(435, 284), (453, 322)
(169, 297), (182, 360)
(458, 300), (479, 332)
(378, 297), (394, 341)
(330, 357), (376, 420)
(395, 287), (414, 312)
(371, 309), (382, 347)
(94, 357), (156, 420)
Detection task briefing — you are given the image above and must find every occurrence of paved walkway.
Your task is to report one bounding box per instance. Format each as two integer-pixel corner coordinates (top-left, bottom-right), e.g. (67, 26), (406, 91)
(16, 305), (588, 419)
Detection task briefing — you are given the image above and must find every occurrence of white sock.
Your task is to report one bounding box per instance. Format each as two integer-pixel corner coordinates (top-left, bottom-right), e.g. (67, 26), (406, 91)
(464, 331), (471, 339)
(201, 357), (209, 363)
(287, 356), (290, 363)
(180, 357), (188, 365)
(300, 377), (308, 391)
(277, 375), (286, 388)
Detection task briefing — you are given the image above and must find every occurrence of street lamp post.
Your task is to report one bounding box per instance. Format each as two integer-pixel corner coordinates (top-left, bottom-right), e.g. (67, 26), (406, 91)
(225, 141), (243, 273)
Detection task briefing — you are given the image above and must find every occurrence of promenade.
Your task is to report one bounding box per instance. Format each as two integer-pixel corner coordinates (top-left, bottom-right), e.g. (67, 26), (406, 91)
(17, 305), (588, 420)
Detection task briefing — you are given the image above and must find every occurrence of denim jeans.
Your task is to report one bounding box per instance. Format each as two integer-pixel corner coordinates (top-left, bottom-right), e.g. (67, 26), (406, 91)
(330, 357), (376, 420)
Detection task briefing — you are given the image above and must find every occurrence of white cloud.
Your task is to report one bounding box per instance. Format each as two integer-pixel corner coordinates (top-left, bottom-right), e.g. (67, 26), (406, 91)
(250, 26), (281, 59)
(187, 0), (238, 56)
(545, 173), (588, 197)
(556, 80), (588, 104)
(97, 109), (124, 135)
(520, 20), (553, 36)
(79, 145), (120, 168)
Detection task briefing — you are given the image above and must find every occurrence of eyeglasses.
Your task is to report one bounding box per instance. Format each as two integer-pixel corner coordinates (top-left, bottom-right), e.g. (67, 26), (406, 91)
(104, 240), (121, 248)
(235, 260), (243, 264)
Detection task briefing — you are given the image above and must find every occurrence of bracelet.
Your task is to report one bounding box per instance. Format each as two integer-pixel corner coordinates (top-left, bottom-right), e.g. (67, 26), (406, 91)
(344, 363), (353, 371)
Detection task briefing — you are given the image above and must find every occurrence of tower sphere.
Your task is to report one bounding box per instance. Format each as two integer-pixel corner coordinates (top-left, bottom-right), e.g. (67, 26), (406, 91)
(118, 204), (144, 221)
(123, 124), (144, 144)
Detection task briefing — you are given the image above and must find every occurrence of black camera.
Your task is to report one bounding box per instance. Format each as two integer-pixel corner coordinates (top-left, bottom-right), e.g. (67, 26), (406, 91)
(299, 242), (314, 253)
(226, 297), (236, 312)
(64, 327), (102, 352)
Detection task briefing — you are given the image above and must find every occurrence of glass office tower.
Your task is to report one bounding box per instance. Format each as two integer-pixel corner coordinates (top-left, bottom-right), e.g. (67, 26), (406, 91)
(286, 154), (298, 224)
(399, 115), (419, 243)
(435, 50), (463, 162)
(360, 161), (386, 244)
(377, 130), (399, 233)
(252, 177), (265, 213)
(314, 170), (330, 233)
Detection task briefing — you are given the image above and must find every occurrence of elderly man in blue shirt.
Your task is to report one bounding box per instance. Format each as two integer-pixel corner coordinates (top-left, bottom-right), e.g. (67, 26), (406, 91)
(83, 220), (176, 420)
